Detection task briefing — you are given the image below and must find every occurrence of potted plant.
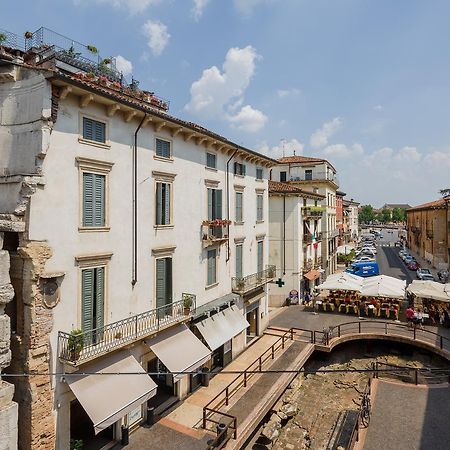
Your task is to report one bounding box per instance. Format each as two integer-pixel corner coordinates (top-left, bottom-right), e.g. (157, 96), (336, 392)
(183, 295), (193, 315)
(24, 31), (33, 39)
(67, 329), (84, 361)
(87, 44), (98, 54)
(0, 33), (6, 49)
(70, 439), (83, 450)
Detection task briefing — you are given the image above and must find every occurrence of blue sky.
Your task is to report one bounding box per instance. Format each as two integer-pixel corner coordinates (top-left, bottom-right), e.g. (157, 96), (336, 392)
(3, 0), (450, 206)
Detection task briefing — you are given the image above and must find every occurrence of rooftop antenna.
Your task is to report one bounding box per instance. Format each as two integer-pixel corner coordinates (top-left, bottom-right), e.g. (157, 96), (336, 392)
(281, 138), (287, 157)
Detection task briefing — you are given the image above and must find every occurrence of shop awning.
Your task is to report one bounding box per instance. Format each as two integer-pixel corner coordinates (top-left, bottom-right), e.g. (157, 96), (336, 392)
(195, 306), (250, 351)
(146, 324), (211, 380)
(304, 269), (321, 281)
(65, 351), (157, 434)
(407, 280), (450, 302)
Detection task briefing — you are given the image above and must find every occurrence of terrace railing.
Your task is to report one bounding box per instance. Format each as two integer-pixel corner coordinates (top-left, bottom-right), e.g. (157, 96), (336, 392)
(232, 265), (276, 294)
(58, 293), (196, 365)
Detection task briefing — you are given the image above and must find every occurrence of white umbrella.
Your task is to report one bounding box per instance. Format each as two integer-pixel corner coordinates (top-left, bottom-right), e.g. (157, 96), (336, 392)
(317, 272), (363, 292)
(361, 275), (406, 299)
(407, 280), (450, 302)
(336, 244), (355, 255)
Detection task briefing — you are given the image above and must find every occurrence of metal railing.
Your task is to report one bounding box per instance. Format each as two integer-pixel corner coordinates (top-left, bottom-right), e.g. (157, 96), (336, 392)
(231, 265), (276, 294)
(58, 293), (196, 365)
(374, 362), (450, 385)
(302, 206), (325, 218)
(0, 28), (26, 51)
(202, 328), (295, 434)
(201, 221), (230, 246)
(288, 171), (339, 185)
(205, 413), (237, 449)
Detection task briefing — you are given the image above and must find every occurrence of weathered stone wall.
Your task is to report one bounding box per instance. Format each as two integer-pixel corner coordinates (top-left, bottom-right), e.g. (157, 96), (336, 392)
(0, 231), (18, 450)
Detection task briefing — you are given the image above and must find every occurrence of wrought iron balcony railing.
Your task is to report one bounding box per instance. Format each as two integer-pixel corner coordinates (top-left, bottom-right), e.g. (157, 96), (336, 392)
(202, 220), (231, 246)
(288, 171), (339, 186)
(232, 265), (276, 294)
(302, 206), (325, 218)
(303, 232), (322, 246)
(58, 293), (196, 365)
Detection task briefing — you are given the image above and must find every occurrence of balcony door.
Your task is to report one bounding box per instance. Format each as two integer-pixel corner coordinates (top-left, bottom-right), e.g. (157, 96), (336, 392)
(257, 241), (264, 274)
(156, 257), (173, 317)
(207, 188), (223, 238)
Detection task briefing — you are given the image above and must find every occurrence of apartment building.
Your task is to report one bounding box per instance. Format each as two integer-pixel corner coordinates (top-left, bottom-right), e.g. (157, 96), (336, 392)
(271, 156), (339, 276)
(268, 181), (325, 306)
(0, 29), (276, 449)
(336, 191), (345, 246)
(406, 198), (450, 270)
(343, 198), (360, 242)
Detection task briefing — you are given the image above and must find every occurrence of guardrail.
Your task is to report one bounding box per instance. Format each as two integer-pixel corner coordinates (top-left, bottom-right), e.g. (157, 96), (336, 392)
(58, 294), (196, 365)
(231, 265), (276, 294)
(374, 361), (450, 385)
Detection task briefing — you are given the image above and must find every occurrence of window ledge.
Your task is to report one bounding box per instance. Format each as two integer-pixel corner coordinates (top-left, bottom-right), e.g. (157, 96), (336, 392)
(234, 221), (244, 226)
(154, 225), (174, 230)
(255, 178), (264, 182)
(205, 282), (219, 290)
(153, 155), (174, 163)
(205, 166), (218, 172)
(234, 174), (245, 178)
(256, 220), (265, 224)
(78, 137), (110, 149)
(78, 226), (110, 233)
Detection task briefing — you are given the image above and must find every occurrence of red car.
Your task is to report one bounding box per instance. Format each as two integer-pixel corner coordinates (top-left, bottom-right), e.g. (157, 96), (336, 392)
(408, 260), (420, 270)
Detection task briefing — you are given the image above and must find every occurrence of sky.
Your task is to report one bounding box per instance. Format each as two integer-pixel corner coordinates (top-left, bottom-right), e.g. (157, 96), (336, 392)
(3, 0), (450, 206)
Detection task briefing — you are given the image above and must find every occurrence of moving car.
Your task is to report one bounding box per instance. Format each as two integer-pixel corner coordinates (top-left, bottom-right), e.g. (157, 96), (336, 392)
(346, 261), (380, 277)
(407, 260), (420, 271)
(416, 268), (434, 281)
(353, 256), (376, 263)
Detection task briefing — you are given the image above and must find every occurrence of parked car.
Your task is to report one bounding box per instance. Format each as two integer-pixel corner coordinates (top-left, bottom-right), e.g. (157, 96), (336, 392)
(399, 249), (408, 257)
(353, 256), (376, 263)
(407, 260), (420, 270)
(417, 268), (434, 281)
(404, 256), (415, 265)
(346, 261), (380, 277)
(401, 252), (411, 261)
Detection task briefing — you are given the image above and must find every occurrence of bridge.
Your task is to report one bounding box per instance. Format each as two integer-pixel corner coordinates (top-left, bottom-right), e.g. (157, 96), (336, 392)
(204, 320), (450, 449)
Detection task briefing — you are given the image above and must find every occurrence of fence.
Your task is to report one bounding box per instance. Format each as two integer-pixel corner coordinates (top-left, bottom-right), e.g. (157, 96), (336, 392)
(374, 361), (450, 385)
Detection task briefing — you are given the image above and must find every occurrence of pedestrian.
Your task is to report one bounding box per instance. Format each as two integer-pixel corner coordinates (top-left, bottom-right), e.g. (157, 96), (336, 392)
(416, 308), (424, 331)
(406, 305), (414, 328)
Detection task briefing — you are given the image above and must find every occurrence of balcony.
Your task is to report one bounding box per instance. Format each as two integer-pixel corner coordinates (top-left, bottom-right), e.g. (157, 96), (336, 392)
(314, 257), (323, 269)
(303, 259), (313, 271)
(303, 232), (322, 246)
(288, 171), (339, 186)
(302, 206), (325, 218)
(232, 265), (276, 294)
(202, 220), (231, 246)
(58, 293), (196, 366)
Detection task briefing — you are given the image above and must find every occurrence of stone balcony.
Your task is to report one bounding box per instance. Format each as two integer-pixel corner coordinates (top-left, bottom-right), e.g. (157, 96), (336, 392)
(57, 294), (196, 366)
(232, 266), (276, 295)
(201, 220), (231, 247)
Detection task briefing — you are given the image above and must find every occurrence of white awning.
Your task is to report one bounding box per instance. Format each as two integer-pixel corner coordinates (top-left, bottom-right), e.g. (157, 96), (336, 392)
(360, 275), (406, 299)
(317, 273), (363, 292)
(407, 280), (450, 302)
(146, 324), (211, 380)
(65, 351), (157, 434)
(195, 306), (250, 351)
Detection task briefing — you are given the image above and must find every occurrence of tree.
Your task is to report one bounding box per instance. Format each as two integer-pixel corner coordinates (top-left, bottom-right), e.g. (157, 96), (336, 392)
(392, 207), (406, 223)
(439, 188), (450, 197)
(359, 205), (375, 224)
(381, 208), (391, 223)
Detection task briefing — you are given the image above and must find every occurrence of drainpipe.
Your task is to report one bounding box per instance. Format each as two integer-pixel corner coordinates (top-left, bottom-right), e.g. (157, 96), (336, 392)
(132, 114), (147, 286)
(226, 148), (239, 262)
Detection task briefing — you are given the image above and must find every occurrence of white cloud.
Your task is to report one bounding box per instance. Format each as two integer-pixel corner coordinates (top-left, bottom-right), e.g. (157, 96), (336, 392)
(322, 143), (364, 159)
(192, 0), (211, 20)
(115, 55), (133, 76)
(394, 146), (421, 162)
(258, 138), (304, 159)
(309, 117), (343, 148)
(233, 0), (271, 15)
(277, 88), (301, 98)
(85, 0), (162, 14)
(142, 20), (170, 56)
(373, 104), (384, 111)
(228, 105), (267, 132)
(185, 46), (266, 132)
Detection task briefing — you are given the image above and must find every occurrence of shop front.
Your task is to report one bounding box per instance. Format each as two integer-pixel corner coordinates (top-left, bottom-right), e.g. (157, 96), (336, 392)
(245, 300), (260, 343)
(65, 350), (157, 448)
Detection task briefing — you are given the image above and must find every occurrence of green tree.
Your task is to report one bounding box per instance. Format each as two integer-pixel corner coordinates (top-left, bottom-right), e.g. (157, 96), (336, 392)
(381, 208), (391, 223)
(359, 205), (375, 224)
(392, 207), (405, 222)
(439, 188), (450, 197)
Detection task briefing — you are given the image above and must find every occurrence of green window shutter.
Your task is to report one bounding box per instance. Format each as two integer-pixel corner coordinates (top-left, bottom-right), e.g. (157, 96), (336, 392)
(206, 153), (216, 168)
(257, 195), (263, 221)
(83, 118), (105, 143)
(163, 183), (171, 225)
(235, 192), (242, 222)
(242, 165), (246, 176)
(83, 117), (94, 141)
(207, 189), (213, 220)
(165, 258), (172, 305)
(215, 190), (222, 220)
(93, 174), (105, 227)
(207, 249), (216, 285)
(236, 244), (243, 279)
(156, 183), (163, 225)
(257, 241), (264, 273)
(81, 268), (94, 332)
(94, 120), (106, 143)
(83, 173), (94, 227)
(95, 267), (105, 329)
(156, 139), (170, 158)
(156, 258), (166, 309)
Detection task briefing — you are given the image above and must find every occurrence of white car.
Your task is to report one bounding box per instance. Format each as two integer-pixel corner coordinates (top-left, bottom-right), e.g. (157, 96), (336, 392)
(353, 256), (376, 263)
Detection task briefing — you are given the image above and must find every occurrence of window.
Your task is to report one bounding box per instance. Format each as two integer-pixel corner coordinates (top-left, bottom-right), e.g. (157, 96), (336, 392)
(234, 162), (246, 176)
(206, 153), (217, 169)
(257, 241), (264, 273)
(256, 194), (264, 221)
(314, 200), (318, 207)
(235, 192), (243, 222)
(83, 117), (106, 144)
(156, 182), (171, 225)
(81, 266), (105, 334)
(303, 198), (307, 207)
(207, 249), (217, 286)
(305, 170), (313, 181)
(256, 168), (263, 180)
(236, 244), (243, 279)
(207, 189), (222, 220)
(156, 257), (173, 315)
(82, 172), (106, 227)
(156, 138), (171, 159)
(280, 171), (287, 182)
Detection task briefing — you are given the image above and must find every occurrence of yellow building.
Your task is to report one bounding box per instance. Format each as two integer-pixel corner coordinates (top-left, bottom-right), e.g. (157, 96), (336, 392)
(406, 197), (450, 269)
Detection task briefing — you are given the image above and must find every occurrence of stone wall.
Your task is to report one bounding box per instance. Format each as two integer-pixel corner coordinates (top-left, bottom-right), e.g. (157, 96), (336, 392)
(0, 231), (18, 450)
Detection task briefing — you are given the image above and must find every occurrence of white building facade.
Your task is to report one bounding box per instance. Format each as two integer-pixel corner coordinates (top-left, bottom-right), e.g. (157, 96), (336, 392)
(268, 181), (325, 306)
(0, 46), (276, 449)
(343, 199), (360, 241)
(271, 156), (339, 277)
